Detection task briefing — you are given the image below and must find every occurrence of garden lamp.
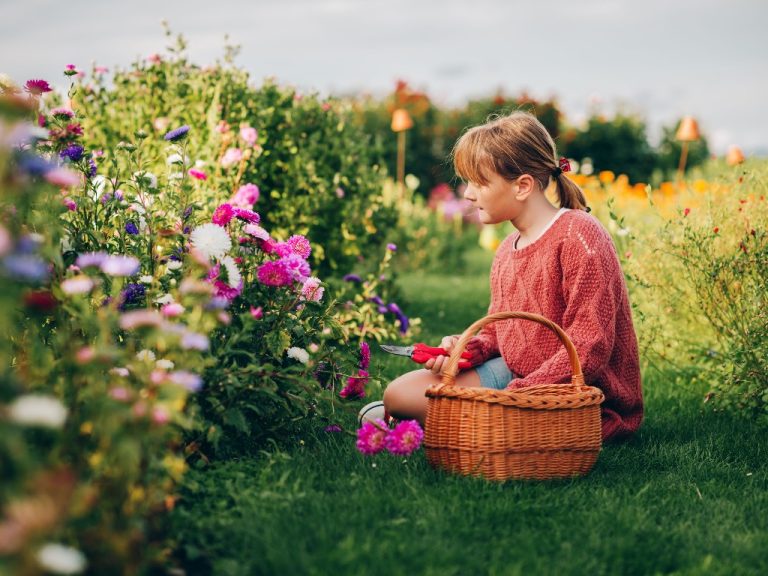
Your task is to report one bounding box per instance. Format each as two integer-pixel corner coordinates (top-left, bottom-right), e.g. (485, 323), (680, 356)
(675, 116), (700, 177)
(726, 145), (745, 166)
(391, 108), (413, 192)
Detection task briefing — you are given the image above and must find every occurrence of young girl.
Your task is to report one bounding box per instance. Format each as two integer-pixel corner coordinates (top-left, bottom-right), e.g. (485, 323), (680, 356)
(379, 111), (643, 442)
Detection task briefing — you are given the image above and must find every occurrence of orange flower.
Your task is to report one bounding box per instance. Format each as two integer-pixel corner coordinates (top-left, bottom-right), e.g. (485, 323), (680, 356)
(598, 170), (615, 184)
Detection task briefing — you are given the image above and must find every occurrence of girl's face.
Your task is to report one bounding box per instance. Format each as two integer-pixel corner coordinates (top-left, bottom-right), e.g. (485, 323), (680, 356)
(463, 171), (522, 224)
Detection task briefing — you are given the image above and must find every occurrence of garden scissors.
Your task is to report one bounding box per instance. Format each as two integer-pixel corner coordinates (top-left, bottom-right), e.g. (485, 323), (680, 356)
(379, 343), (473, 370)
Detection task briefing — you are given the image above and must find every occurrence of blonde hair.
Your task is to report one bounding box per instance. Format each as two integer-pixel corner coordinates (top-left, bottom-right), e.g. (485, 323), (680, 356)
(451, 111), (588, 211)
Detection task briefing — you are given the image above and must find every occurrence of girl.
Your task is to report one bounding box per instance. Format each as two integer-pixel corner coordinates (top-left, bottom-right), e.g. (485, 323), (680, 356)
(379, 111), (643, 441)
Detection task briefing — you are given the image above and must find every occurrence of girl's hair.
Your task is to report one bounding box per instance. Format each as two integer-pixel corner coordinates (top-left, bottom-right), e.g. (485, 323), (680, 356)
(451, 111), (588, 210)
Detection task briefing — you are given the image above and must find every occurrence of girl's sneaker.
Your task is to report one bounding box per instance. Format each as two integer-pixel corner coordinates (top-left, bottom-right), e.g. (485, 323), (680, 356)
(358, 400), (390, 426)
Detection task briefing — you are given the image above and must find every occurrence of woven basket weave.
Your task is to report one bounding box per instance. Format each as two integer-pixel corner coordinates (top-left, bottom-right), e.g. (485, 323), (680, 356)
(424, 311), (605, 481)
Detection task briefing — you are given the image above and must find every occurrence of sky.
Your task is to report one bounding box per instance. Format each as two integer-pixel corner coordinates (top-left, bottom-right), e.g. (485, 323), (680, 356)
(2, 0), (767, 155)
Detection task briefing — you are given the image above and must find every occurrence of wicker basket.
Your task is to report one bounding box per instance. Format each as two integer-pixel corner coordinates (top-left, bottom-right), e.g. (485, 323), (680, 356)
(424, 311), (605, 481)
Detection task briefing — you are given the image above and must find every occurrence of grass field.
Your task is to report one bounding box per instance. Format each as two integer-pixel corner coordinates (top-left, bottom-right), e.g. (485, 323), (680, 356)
(172, 248), (768, 576)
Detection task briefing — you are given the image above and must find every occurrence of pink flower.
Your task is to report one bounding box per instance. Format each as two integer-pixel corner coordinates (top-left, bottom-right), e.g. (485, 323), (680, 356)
(231, 183), (260, 208)
(215, 120), (230, 133)
(221, 147), (243, 168)
(250, 306), (263, 319)
(356, 419), (389, 455)
(239, 125), (258, 146)
(147, 53), (162, 64)
(152, 406), (170, 425)
(360, 341), (371, 371)
(335, 187), (345, 198)
(45, 167), (80, 187)
(212, 203), (236, 226)
(76, 346), (95, 364)
(287, 234), (311, 259)
(301, 277), (324, 302)
(109, 387), (130, 401)
(162, 302), (185, 317)
(94, 66), (109, 74)
(280, 254), (311, 282)
(385, 420), (424, 456)
(188, 168), (207, 180)
(24, 79), (53, 95)
(340, 369), (368, 399)
(234, 208), (260, 223)
(257, 260), (293, 286)
(213, 280), (242, 301)
(63, 198), (77, 211)
(274, 242), (292, 258)
(119, 310), (164, 330)
(244, 223), (270, 241)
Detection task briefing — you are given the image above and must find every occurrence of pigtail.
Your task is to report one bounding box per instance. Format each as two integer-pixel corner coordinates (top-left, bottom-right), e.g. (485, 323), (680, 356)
(554, 173), (588, 211)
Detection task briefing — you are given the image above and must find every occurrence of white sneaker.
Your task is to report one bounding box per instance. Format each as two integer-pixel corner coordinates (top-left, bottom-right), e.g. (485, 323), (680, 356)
(358, 400), (387, 426)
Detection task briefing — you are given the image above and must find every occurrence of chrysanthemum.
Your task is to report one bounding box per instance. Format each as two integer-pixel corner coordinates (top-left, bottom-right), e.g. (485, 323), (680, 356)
(164, 125), (190, 142)
(231, 183), (259, 208)
(125, 221), (139, 235)
(234, 208), (260, 223)
(220, 147), (243, 168)
(356, 419), (388, 455)
(59, 144), (84, 162)
(257, 260), (292, 286)
(385, 420), (424, 456)
(244, 223), (270, 241)
(75, 252), (108, 268)
(51, 107), (74, 119)
(24, 79), (53, 95)
(239, 125), (258, 146)
(359, 341), (371, 371)
(212, 203), (236, 226)
(287, 347), (309, 364)
(280, 254), (311, 282)
(180, 331), (209, 351)
(220, 255), (242, 288)
(287, 234), (311, 259)
(190, 223), (232, 260)
(300, 276), (324, 302)
(188, 168), (207, 180)
(340, 369), (368, 399)
(100, 255), (140, 277)
(61, 276), (95, 295)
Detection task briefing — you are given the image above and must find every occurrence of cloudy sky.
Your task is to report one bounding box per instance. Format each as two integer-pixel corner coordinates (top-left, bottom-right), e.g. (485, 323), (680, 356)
(2, 0), (766, 154)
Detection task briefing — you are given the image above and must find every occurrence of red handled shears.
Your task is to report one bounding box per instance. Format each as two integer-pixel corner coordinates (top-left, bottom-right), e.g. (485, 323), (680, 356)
(379, 343), (473, 370)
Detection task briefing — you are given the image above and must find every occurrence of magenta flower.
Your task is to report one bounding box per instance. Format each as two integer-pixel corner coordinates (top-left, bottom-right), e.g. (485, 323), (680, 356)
(250, 306), (263, 319)
(385, 420), (424, 456)
(64, 64), (78, 77)
(356, 419), (389, 455)
(24, 79), (53, 95)
(213, 280), (242, 301)
(257, 260), (293, 286)
(360, 341), (371, 371)
(287, 234), (311, 259)
(280, 254), (310, 282)
(273, 242), (292, 258)
(188, 168), (207, 180)
(51, 107), (74, 119)
(340, 369), (368, 399)
(231, 183), (260, 208)
(63, 198), (77, 211)
(234, 208), (260, 223)
(212, 203), (236, 226)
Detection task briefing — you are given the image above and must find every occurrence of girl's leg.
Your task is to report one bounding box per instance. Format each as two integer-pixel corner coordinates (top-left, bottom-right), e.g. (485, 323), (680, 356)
(382, 368), (482, 425)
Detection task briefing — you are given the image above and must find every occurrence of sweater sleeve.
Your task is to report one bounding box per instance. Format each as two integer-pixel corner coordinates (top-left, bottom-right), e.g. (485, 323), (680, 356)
(466, 239), (506, 365)
(507, 230), (620, 389)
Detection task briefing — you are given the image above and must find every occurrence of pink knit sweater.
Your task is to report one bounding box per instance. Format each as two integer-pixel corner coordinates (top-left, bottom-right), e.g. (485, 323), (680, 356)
(469, 209), (643, 441)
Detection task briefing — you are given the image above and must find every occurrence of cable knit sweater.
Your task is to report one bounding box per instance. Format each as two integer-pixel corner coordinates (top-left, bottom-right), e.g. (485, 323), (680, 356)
(469, 209), (643, 441)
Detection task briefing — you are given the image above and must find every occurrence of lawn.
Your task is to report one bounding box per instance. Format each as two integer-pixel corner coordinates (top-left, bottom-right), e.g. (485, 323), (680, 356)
(171, 249), (768, 576)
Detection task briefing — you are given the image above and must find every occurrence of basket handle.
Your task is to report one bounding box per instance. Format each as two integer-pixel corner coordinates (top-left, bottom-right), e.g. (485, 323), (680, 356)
(440, 311), (584, 388)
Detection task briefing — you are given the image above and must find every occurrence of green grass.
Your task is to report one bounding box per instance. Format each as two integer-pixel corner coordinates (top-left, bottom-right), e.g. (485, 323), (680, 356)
(171, 248), (768, 576)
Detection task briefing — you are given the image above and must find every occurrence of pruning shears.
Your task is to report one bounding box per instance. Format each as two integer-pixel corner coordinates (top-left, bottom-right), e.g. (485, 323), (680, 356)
(379, 343), (473, 370)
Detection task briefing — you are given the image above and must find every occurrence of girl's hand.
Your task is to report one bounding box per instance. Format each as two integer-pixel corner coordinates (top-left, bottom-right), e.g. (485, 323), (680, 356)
(425, 335), (460, 375)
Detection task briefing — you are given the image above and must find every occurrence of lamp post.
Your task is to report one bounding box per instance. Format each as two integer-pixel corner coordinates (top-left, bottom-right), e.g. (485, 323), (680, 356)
(675, 116), (700, 178)
(391, 108), (413, 194)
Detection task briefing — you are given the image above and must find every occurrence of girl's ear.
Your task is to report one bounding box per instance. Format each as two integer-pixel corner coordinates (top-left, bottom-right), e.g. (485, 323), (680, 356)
(513, 174), (536, 201)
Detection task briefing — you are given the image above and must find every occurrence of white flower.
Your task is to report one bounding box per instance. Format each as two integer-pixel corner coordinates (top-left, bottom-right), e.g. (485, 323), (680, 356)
(195, 159), (206, 168)
(166, 260), (183, 271)
(220, 255), (242, 288)
(109, 367), (130, 377)
(139, 275), (154, 284)
(190, 223), (232, 260)
(89, 175), (107, 200)
(9, 395), (68, 428)
(154, 293), (175, 305)
(166, 153), (186, 165)
(36, 543), (87, 574)
(136, 349), (156, 362)
(156, 359), (175, 370)
(61, 276), (95, 295)
(617, 227), (630, 237)
(287, 347), (309, 364)
(169, 172), (184, 180)
(133, 170), (157, 190)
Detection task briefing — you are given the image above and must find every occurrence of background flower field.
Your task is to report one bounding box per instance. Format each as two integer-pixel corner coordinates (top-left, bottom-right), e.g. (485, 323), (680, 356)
(1, 30), (767, 575)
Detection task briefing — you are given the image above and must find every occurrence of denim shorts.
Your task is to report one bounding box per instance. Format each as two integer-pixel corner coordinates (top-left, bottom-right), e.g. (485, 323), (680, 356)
(475, 356), (515, 390)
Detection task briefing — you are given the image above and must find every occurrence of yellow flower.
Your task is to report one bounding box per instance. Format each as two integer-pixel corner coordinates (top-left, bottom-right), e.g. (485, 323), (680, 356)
(598, 171), (615, 184)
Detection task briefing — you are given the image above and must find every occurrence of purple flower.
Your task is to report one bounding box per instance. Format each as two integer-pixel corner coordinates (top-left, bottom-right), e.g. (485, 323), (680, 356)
(24, 79), (52, 95)
(385, 420), (424, 456)
(181, 331), (209, 351)
(324, 425), (342, 433)
(387, 302), (410, 334)
(164, 125), (190, 142)
(360, 341), (371, 371)
(75, 252), (108, 268)
(60, 144), (84, 162)
(387, 243), (397, 252)
(280, 254), (310, 282)
(369, 295), (385, 306)
(3, 255), (49, 282)
(343, 274), (362, 283)
(125, 221), (139, 235)
(257, 259), (293, 286)
(168, 370), (203, 392)
(19, 154), (54, 176)
(119, 282), (146, 310)
(100, 255), (140, 277)
(88, 159), (97, 177)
